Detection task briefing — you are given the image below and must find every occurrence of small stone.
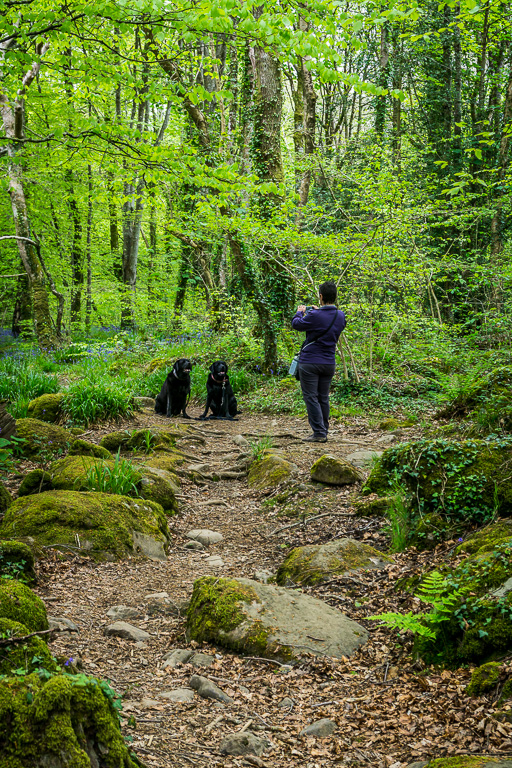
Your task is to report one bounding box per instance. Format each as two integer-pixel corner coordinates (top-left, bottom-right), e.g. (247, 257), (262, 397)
(345, 450), (383, 467)
(233, 435), (250, 448)
(132, 531), (167, 562)
(310, 454), (363, 485)
(140, 698), (160, 709)
(375, 434), (396, 445)
(185, 540), (204, 551)
(48, 616), (79, 633)
(158, 688), (195, 703)
(219, 732), (272, 757)
(145, 591), (169, 599)
(205, 555), (224, 567)
(186, 529), (223, 546)
(106, 605), (140, 621)
(104, 622), (150, 642)
(146, 596), (182, 617)
(162, 649), (193, 668)
(254, 570), (273, 584)
(189, 652), (214, 669)
(277, 697), (294, 709)
(300, 718), (337, 737)
(189, 674), (234, 704)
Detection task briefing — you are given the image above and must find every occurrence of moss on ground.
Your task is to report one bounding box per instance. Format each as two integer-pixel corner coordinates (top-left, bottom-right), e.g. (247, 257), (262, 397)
(15, 418), (71, 458)
(0, 580), (48, 631)
(466, 662), (501, 696)
(0, 490), (169, 561)
(458, 520), (512, 555)
(0, 483), (11, 513)
(427, 759), (502, 768)
(248, 453), (294, 490)
(99, 431), (130, 452)
(27, 394), (64, 423)
(353, 496), (395, 517)
(18, 470), (53, 497)
(0, 672), (142, 768)
(0, 540), (36, 583)
(0, 618), (57, 676)
(68, 439), (112, 459)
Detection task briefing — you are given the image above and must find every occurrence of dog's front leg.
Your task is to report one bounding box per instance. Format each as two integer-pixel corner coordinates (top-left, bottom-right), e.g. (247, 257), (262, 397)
(199, 393), (212, 420)
(166, 394), (172, 418)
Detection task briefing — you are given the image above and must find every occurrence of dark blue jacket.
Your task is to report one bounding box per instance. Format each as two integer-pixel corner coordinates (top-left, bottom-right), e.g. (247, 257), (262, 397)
(291, 305), (346, 365)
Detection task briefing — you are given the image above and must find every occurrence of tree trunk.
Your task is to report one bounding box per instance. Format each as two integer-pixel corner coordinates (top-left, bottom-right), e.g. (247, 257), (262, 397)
(490, 66), (512, 257)
(375, 24), (389, 137)
(66, 169), (83, 328)
(12, 274), (31, 338)
(0, 40), (59, 349)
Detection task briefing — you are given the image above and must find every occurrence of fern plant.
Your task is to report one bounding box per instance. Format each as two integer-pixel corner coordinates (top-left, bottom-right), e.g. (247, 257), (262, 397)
(369, 571), (469, 640)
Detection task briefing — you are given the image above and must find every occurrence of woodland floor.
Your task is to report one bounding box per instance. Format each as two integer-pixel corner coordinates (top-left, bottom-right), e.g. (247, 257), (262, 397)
(16, 407), (512, 768)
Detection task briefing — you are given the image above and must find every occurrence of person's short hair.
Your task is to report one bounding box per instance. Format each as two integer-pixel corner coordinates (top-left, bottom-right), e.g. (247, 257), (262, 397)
(319, 281), (337, 304)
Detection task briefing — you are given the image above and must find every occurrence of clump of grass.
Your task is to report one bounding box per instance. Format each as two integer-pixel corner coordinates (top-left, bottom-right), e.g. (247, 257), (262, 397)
(249, 435), (274, 461)
(62, 380), (134, 426)
(83, 452), (140, 496)
(384, 485), (411, 552)
(0, 356), (59, 405)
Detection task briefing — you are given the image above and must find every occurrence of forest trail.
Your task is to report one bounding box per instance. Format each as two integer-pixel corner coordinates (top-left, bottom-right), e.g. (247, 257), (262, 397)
(39, 409), (511, 768)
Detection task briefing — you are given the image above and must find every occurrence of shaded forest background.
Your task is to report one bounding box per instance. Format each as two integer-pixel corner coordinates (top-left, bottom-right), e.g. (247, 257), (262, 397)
(1, 0), (511, 378)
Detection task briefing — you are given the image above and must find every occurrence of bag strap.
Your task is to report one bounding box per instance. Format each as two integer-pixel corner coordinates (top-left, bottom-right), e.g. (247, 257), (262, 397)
(299, 309), (339, 356)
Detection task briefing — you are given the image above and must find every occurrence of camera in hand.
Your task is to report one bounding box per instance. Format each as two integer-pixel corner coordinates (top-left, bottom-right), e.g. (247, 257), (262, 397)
(305, 306), (314, 313)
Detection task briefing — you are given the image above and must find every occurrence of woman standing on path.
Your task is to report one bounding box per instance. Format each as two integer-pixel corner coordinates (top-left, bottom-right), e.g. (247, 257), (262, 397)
(292, 281), (346, 442)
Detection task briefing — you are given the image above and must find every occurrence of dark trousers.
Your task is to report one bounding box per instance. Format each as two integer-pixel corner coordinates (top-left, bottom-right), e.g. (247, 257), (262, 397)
(299, 363), (336, 437)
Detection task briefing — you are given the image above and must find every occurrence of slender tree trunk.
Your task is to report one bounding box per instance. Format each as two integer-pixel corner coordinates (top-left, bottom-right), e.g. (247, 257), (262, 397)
(66, 169), (83, 327)
(490, 66), (512, 257)
(453, 5), (462, 171)
(12, 274), (31, 337)
(85, 162), (93, 333)
(375, 24), (389, 137)
(0, 40), (58, 348)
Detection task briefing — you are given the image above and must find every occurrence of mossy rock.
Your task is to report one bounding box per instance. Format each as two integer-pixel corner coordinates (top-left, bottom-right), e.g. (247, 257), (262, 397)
(378, 418), (401, 431)
(458, 520), (512, 556)
(0, 580), (48, 631)
(0, 618), (57, 676)
(137, 466), (179, 513)
(18, 470), (53, 497)
(145, 452), (185, 473)
(424, 759), (512, 768)
(363, 438), (512, 527)
(187, 575), (368, 661)
(0, 540), (36, 583)
(353, 495), (395, 517)
(0, 672), (142, 768)
(248, 453), (296, 490)
(15, 418), (72, 458)
(126, 427), (184, 452)
(69, 439), (112, 459)
(26, 393), (64, 424)
(275, 538), (392, 587)
(99, 431), (131, 452)
(466, 661), (501, 696)
(49, 455), (142, 493)
(0, 490), (170, 561)
(408, 512), (462, 550)
(310, 454), (363, 486)
(0, 482), (11, 513)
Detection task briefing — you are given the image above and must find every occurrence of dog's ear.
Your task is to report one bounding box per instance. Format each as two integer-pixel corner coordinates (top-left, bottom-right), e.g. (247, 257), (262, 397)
(209, 362), (216, 374)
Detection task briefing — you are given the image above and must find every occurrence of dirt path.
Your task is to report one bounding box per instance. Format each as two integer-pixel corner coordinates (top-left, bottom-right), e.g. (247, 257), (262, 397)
(40, 410), (512, 768)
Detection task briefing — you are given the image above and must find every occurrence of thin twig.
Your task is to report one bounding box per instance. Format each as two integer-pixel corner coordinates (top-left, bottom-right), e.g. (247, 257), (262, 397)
(0, 628), (54, 645)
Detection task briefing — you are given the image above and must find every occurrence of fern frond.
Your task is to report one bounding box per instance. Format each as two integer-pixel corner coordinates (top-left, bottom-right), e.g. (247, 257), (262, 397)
(368, 611), (435, 638)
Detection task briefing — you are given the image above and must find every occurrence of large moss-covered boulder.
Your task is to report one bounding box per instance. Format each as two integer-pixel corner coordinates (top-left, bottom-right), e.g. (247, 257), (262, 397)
(49, 455), (141, 492)
(0, 482), (11, 513)
(0, 490), (170, 561)
(363, 438), (512, 525)
(15, 418), (72, 458)
(0, 540), (36, 583)
(0, 618), (56, 676)
(69, 439), (111, 459)
(248, 453), (296, 490)
(137, 466), (179, 513)
(310, 454), (363, 485)
(187, 576), (368, 661)
(457, 520), (512, 555)
(27, 393), (64, 423)
(99, 430), (130, 452)
(0, 672), (141, 768)
(0, 580), (48, 631)
(275, 538), (392, 587)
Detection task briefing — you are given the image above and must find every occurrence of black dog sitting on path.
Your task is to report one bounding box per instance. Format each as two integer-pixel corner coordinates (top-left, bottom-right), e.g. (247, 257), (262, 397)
(199, 360), (239, 420)
(155, 358), (193, 418)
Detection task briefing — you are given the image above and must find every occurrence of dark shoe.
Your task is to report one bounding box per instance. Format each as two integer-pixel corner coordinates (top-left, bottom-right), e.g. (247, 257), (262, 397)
(303, 435), (327, 443)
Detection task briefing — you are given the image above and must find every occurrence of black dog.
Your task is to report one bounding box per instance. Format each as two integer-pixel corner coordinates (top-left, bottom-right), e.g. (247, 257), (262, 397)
(155, 358), (192, 418)
(199, 360), (239, 420)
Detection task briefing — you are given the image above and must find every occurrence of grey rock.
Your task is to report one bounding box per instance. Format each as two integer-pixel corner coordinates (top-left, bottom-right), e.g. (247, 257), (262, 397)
(187, 577), (368, 662)
(48, 616), (79, 633)
(277, 697), (294, 709)
(158, 688), (195, 703)
(145, 591), (169, 599)
(406, 763), (429, 768)
(135, 397), (156, 408)
(345, 449), (383, 467)
(146, 595), (182, 617)
(205, 555), (224, 567)
(186, 529), (223, 546)
(219, 732), (272, 757)
(163, 649), (193, 668)
(189, 674), (234, 704)
(106, 605), (140, 621)
(300, 718), (336, 737)
(492, 577), (512, 599)
(189, 652), (215, 669)
(254, 570), (273, 584)
(104, 622), (150, 642)
(132, 530), (167, 561)
(375, 434), (396, 445)
(233, 435), (250, 448)
(185, 540), (204, 551)
(140, 698), (160, 709)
